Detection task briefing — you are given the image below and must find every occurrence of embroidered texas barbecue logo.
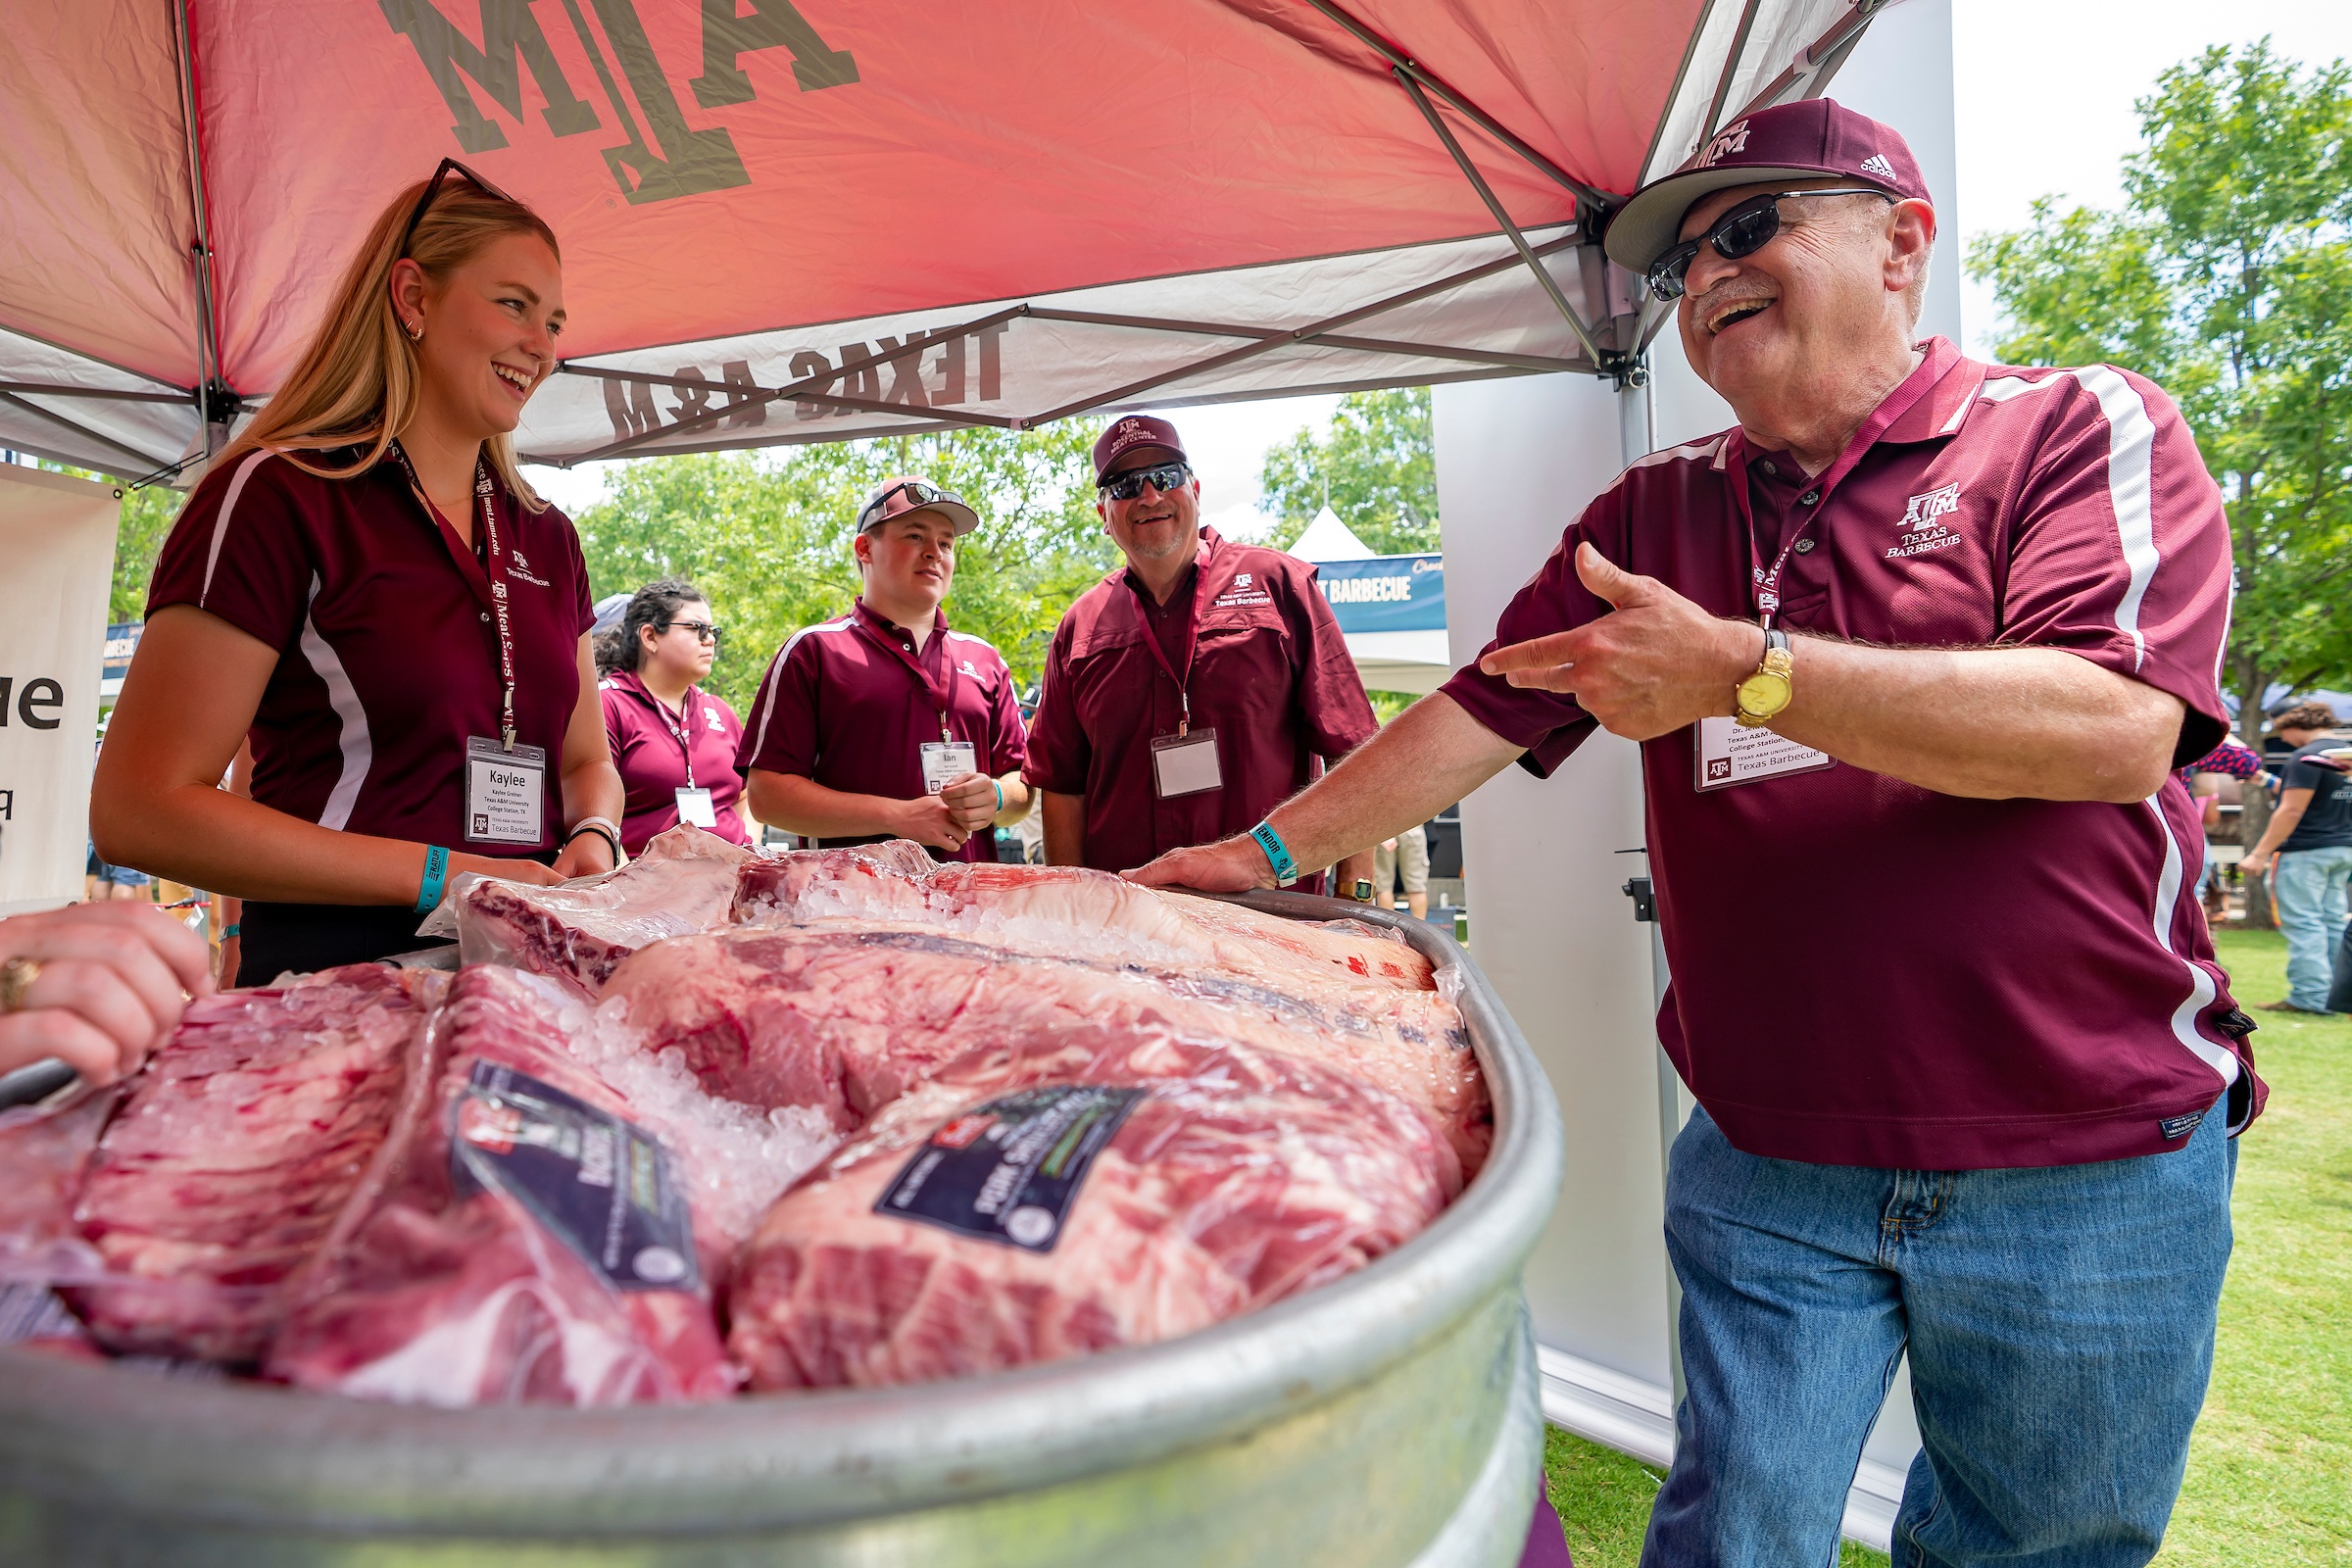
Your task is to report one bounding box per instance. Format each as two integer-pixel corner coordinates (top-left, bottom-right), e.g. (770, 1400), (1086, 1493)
(1886, 481), (1965, 560)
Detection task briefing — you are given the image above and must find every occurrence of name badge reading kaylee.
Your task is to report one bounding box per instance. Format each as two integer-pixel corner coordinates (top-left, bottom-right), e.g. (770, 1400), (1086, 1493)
(465, 736), (548, 843)
(1693, 716), (1834, 792)
(920, 740), (979, 795)
(1151, 728), (1222, 799)
(673, 786), (717, 828)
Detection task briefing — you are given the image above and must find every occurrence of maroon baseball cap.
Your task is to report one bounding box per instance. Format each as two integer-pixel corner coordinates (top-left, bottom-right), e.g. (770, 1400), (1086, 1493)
(1092, 415), (1188, 482)
(1601, 98), (1933, 274)
(856, 474), (979, 536)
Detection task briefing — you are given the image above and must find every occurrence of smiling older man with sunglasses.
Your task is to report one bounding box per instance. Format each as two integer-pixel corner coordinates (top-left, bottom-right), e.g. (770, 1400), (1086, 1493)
(1133, 100), (2258, 1568)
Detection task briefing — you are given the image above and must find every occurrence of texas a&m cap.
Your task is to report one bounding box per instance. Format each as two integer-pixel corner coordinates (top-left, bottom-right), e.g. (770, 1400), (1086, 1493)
(1601, 98), (1932, 274)
(1092, 415), (1188, 482)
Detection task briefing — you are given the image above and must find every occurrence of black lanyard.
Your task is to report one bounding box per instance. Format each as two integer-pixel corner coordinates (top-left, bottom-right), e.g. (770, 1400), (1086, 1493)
(1125, 569), (1201, 735)
(643, 678), (702, 788)
(852, 608), (961, 742)
(390, 441), (521, 750)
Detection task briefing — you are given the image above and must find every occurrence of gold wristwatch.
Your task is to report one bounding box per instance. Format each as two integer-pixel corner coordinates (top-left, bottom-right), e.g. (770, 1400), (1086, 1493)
(1733, 628), (1793, 729)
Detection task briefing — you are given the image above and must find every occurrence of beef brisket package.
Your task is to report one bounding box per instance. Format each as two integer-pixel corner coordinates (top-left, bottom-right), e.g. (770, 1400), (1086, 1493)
(268, 965), (830, 1407)
(13, 966), (446, 1366)
(725, 1024), (1460, 1391)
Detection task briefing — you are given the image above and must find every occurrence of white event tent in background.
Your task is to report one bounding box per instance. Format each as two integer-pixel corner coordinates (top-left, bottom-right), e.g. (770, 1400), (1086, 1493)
(1287, 507), (1453, 696)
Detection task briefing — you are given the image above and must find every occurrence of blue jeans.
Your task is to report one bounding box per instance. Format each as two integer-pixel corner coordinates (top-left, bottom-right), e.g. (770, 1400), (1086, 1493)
(2273, 844), (2352, 1009)
(1642, 1104), (2234, 1568)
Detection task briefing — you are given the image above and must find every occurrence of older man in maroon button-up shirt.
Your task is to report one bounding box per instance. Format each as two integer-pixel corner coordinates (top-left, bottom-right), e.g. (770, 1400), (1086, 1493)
(1024, 416), (1377, 894)
(1137, 100), (2255, 1567)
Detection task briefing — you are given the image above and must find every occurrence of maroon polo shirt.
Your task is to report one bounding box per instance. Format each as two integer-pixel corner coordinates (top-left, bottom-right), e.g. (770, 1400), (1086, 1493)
(737, 598), (1025, 864)
(1442, 337), (2263, 1170)
(600, 669), (750, 855)
(147, 447), (593, 858)
(1025, 526), (1377, 878)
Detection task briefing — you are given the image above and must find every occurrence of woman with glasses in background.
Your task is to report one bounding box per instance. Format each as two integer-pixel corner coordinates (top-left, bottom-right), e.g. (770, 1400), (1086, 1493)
(91, 161), (622, 983)
(598, 579), (751, 855)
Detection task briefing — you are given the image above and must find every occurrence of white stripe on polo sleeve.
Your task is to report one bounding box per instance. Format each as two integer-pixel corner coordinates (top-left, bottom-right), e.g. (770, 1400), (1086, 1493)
(297, 572), (373, 832)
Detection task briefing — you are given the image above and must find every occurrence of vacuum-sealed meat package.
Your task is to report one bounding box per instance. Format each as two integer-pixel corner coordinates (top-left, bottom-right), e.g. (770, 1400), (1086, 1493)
(436, 823), (756, 994)
(727, 1025), (1458, 1390)
(64, 965), (443, 1364)
(268, 964), (822, 1406)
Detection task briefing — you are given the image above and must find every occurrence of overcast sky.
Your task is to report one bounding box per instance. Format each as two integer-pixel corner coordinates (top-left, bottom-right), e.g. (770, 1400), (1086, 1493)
(529, 1), (2350, 535)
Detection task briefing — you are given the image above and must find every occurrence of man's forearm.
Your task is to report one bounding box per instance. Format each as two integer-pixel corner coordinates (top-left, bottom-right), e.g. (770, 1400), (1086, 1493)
(1265, 694), (1521, 874)
(746, 770), (908, 838)
(992, 771), (1032, 827)
(1772, 640), (2185, 803)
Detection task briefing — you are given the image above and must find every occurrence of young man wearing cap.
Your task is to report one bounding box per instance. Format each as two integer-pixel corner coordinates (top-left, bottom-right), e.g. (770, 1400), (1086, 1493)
(737, 476), (1028, 860)
(1134, 100), (2256, 1567)
(1024, 416), (1378, 894)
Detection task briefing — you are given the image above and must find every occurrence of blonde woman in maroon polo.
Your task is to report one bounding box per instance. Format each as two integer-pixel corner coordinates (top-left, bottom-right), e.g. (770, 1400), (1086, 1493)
(737, 477), (1030, 861)
(599, 578), (751, 855)
(1139, 102), (2254, 1568)
(93, 163), (623, 983)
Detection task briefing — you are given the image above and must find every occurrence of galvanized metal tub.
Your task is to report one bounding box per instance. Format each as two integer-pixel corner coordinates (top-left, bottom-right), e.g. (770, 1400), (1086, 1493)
(0, 892), (1564, 1565)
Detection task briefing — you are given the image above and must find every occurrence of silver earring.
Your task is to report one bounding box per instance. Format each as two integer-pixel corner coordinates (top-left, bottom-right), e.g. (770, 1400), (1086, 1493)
(405, 318), (423, 342)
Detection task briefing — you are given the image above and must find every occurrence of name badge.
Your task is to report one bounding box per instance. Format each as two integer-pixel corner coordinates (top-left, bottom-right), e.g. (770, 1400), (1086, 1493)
(1693, 716), (1834, 791)
(1151, 728), (1222, 799)
(920, 740), (979, 795)
(674, 786), (717, 828)
(466, 736), (549, 843)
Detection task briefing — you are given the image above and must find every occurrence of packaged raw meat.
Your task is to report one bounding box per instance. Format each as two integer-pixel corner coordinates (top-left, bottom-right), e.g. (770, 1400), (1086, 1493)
(733, 846), (1435, 993)
(64, 965), (443, 1364)
(727, 1026), (1458, 1390)
(436, 823), (757, 994)
(267, 965), (786, 1406)
(0, 1084), (125, 1356)
(603, 922), (1490, 1167)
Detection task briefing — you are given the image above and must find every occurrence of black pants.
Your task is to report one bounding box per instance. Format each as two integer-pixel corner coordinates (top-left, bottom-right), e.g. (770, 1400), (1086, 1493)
(234, 902), (451, 988)
(2330, 918), (2352, 1013)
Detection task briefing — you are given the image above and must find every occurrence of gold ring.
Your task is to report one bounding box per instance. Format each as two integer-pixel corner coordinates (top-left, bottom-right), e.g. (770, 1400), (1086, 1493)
(0, 956), (42, 1013)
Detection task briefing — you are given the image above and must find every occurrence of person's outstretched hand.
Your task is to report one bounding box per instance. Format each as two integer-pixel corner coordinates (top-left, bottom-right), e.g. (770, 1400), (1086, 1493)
(1126, 835), (1272, 892)
(0, 901), (214, 1086)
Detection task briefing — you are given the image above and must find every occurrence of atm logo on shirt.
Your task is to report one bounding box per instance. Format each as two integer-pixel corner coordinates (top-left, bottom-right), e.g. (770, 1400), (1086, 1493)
(381, 0), (859, 206)
(1887, 481), (1966, 560)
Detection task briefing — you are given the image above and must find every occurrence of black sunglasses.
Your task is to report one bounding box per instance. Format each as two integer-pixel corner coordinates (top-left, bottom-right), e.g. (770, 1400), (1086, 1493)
(1099, 462), (1193, 502)
(1645, 189), (1896, 301)
(662, 619), (721, 645)
(857, 479), (958, 532)
(397, 157), (520, 260)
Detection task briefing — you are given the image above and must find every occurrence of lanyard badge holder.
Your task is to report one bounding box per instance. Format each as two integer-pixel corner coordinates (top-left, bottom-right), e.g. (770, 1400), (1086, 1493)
(1694, 453), (1834, 793)
(854, 616), (979, 796)
(650, 682), (718, 828)
(1132, 579), (1221, 799)
(394, 444), (549, 843)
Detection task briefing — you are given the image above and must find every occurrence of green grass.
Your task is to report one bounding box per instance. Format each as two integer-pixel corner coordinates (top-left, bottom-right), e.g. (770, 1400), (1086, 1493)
(1540, 929), (2349, 1566)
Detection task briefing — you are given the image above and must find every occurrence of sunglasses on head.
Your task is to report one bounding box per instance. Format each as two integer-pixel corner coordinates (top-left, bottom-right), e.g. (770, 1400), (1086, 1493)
(858, 479), (956, 532)
(1099, 462), (1193, 503)
(1645, 188), (1896, 301)
(662, 619), (721, 645)
(397, 157), (520, 260)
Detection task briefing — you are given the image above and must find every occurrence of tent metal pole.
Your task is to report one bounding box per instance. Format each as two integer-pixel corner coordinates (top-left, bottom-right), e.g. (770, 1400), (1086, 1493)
(1025, 309), (1594, 373)
(0, 382), (198, 406)
(172, 0), (230, 455)
(0, 392), (174, 473)
(1296, 0), (1617, 216)
(1392, 69), (1612, 371)
(1725, 0), (1887, 124)
(1702, 0), (1767, 140)
(1638, 0), (1725, 183)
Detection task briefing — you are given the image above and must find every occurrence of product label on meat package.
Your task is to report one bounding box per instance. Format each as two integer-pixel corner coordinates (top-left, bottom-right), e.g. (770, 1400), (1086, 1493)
(450, 1062), (701, 1293)
(875, 1085), (1146, 1252)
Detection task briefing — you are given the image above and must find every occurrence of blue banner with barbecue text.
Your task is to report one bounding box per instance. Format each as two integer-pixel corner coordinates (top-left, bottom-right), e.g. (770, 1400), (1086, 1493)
(1312, 555), (1444, 633)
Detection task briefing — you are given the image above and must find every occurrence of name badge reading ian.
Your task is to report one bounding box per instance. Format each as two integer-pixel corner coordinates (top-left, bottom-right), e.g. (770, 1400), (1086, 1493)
(673, 786), (717, 828)
(466, 736), (549, 843)
(920, 740), (979, 795)
(1693, 716), (1834, 792)
(1151, 729), (1222, 799)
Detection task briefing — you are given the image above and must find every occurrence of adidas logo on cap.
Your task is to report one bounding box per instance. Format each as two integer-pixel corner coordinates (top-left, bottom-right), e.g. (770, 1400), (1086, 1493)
(1859, 153), (1897, 181)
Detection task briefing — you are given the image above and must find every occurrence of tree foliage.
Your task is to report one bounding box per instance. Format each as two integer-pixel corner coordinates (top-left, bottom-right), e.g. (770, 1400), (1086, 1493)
(1257, 387), (1441, 554)
(570, 423), (1114, 710)
(1969, 41), (2352, 740)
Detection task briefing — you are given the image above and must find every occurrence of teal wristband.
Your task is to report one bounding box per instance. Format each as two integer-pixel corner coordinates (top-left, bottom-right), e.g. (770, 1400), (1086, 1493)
(993, 778), (1004, 814)
(415, 845), (451, 914)
(220, 924), (241, 940)
(1250, 820), (1299, 888)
